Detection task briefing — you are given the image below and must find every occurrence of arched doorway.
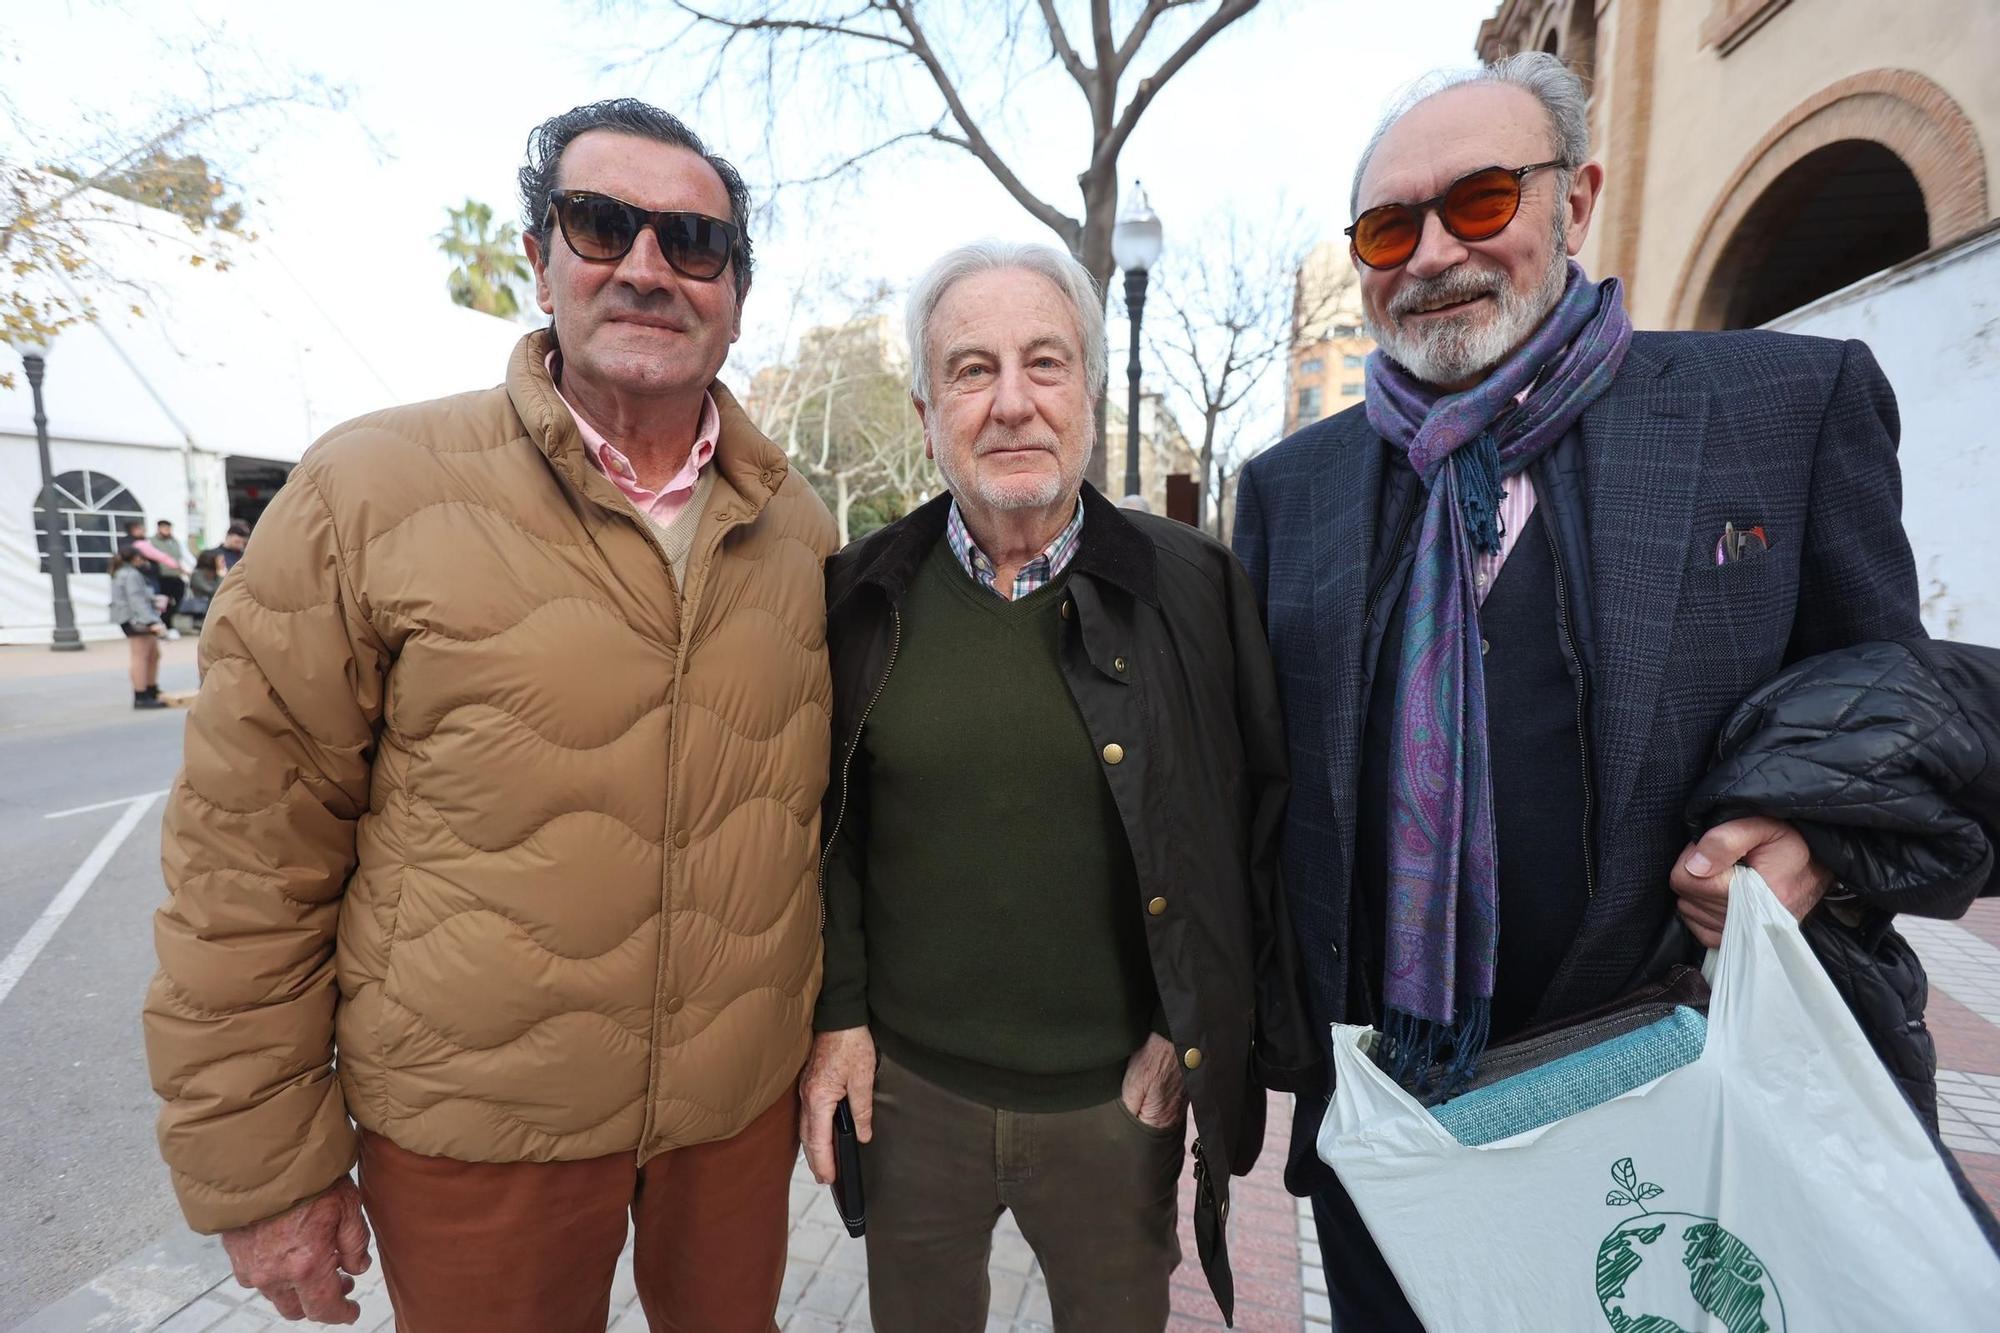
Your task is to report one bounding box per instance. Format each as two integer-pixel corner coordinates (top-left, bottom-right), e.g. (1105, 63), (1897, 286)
(1699, 140), (1929, 328)
(1669, 70), (1988, 329)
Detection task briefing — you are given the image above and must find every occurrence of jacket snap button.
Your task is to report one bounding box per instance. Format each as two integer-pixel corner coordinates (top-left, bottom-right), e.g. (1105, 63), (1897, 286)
(1114, 656), (1127, 673)
(1182, 1047), (1202, 1071)
(1147, 896), (1168, 916)
(665, 996), (684, 1015)
(1481, 638), (1491, 656)
(1102, 743), (1125, 765)
(1059, 600), (1073, 619)
(673, 830), (690, 849)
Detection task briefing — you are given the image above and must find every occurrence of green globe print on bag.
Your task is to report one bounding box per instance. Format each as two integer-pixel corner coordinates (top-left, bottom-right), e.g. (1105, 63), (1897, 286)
(1596, 1157), (1785, 1333)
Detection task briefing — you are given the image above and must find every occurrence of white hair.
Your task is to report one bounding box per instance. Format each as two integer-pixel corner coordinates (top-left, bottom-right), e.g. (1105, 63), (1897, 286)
(1350, 52), (1591, 215)
(905, 240), (1107, 407)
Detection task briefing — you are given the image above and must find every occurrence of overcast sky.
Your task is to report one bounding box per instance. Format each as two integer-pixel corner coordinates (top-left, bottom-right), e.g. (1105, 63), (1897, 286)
(5, 0), (1496, 420)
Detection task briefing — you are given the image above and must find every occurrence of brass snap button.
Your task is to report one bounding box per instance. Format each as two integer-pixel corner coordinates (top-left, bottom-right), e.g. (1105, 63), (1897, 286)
(1102, 743), (1125, 765)
(1147, 897), (1168, 916)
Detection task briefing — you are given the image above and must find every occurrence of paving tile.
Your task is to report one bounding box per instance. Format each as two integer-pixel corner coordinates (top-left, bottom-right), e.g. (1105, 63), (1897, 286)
(155, 1297), (235, 1332)
(204, 1309), (283, 1333)
(797, 1269), (865, 1319)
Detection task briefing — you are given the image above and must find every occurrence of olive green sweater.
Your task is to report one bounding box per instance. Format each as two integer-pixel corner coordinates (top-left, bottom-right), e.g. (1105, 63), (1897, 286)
(822, 541), (1158, 1111)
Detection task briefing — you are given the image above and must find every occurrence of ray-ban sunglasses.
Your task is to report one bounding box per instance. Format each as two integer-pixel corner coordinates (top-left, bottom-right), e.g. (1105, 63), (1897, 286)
(1345, 160), (1565, 270)
(546, 189), (741, 281)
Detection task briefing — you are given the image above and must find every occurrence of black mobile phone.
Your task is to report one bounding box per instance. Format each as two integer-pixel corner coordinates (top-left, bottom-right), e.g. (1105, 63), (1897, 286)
(828, 1088), (868, 1232)
(830, 1097), (866, 1237)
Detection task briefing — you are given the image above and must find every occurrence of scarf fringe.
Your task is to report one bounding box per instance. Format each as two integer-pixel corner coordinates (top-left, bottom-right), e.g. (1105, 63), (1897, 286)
(1452, 429), (1506, 557)
(1380, 999), (1494, 1100)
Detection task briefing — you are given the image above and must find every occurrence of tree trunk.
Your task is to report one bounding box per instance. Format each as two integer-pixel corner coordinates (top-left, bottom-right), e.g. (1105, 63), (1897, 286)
(835, 472), (853, 547)
(1080, 167), (1119, 493)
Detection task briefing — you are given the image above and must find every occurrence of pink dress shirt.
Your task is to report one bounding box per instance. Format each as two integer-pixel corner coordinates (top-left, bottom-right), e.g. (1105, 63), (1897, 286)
(547, 354), (719, 529)
(1474, 472), (1537, 607)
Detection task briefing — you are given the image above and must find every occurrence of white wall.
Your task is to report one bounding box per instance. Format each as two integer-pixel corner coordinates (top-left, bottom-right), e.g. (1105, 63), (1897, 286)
(0, 434), (197, 644)
(1766, 225), (2000, 645)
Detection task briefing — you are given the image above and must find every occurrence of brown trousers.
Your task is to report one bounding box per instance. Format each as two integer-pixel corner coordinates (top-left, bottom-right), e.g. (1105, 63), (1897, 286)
(861, 1055), (1185, 1333)
(357, 1091), (798, 1333)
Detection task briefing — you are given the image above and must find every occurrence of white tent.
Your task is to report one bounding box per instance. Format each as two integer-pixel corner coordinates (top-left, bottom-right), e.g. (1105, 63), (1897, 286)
(1, 190), (526, 643)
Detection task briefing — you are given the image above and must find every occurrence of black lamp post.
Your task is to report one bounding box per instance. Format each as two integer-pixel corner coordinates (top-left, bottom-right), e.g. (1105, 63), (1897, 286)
(1111, 182), (1163, 502)
(17, 339), (84, 652)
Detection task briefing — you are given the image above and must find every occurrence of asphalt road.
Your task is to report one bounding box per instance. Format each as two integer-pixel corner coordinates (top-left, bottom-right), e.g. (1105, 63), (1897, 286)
(0, 647), (200, 1328)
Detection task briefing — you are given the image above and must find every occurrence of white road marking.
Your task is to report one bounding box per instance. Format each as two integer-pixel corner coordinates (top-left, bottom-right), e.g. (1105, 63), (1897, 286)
(43, 790), (170, 821)
(0, 791), (163, 1005)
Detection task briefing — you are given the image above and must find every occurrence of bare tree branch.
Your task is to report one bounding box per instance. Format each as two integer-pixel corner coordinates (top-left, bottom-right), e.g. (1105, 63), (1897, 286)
(1112, 0), (1203, 76)
(1035, 0), (1094, 90)
(1095, 0), (1259, 176)
(883, 1), (1081, 247)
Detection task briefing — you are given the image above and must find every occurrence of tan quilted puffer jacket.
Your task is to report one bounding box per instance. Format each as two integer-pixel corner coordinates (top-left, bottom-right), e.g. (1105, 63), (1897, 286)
(144, 331), (837, 1233)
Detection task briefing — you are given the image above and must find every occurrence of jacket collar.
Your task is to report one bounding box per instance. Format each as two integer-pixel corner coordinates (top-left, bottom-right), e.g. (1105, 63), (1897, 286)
(831, 480), (1158, 615)
(507, 329), (792, 520)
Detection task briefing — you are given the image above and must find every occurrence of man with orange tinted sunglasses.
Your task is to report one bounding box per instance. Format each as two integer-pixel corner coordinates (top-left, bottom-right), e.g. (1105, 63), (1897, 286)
(1233, 52), (1924, 1328)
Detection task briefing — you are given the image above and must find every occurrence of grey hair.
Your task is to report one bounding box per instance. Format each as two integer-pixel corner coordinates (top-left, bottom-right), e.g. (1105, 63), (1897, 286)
(906, 240), (1107, 407)
(1350, 52), (1590, 215)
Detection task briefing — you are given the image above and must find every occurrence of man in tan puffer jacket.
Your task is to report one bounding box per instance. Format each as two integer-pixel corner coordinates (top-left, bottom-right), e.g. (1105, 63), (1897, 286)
(143, 100), (836, 1333)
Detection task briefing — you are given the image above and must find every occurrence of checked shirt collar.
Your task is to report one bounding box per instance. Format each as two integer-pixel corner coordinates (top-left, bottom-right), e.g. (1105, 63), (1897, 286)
(945, 497), (1084, 601)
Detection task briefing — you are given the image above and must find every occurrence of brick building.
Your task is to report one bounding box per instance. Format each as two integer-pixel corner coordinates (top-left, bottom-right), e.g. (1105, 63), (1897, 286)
(1475, 0), (1998, 329)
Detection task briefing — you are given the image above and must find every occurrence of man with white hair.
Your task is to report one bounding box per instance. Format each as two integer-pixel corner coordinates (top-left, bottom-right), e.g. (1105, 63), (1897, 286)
(1234, 54), (1923, 1326)
(799, 240), (1316, 1330)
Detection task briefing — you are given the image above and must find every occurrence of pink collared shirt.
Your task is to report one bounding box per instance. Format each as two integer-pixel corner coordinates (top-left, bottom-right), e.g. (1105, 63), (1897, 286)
(546, 353), (719, 529)
(1471, 373), (1554, 605)
(1475, 472), (1537, 607)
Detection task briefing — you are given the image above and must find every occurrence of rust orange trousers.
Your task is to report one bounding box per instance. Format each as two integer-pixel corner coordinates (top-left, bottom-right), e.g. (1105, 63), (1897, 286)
(357, 1091), (798, 1333)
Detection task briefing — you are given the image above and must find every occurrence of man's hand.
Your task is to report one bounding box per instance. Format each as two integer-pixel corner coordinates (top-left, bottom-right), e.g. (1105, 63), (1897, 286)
(799, 1026), (876, 1185)
(1120, 1033), (1186, 1130)
(1669, 815), (1834, 948)
(218, 1176), (372, 1323)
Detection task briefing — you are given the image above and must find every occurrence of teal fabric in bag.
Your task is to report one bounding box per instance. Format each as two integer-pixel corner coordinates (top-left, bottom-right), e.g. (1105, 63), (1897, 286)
(1430, 1006), (1707, 1147)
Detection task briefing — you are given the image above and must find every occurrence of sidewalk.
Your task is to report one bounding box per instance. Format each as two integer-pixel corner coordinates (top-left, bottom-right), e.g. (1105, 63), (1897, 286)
(20, 903), (2000, 1333)
(0, 637), (199, 683)
(18, 1097), (1316, 1333)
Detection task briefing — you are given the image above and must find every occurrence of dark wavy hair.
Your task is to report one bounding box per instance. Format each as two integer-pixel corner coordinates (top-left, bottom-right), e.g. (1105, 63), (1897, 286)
(518, 98), (755, 300)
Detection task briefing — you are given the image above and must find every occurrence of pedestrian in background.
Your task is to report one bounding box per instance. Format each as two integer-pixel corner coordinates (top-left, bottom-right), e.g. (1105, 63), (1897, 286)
(197, 519), (251, 574)
(152, 519), (190, 614)
(185, 548), (227, 626)
(110, 544), (167, 710)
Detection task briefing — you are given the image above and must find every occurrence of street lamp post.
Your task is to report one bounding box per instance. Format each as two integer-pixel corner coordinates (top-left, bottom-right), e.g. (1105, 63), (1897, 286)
(1111, 182), (1164, 502)
(17, 339), (84, 652)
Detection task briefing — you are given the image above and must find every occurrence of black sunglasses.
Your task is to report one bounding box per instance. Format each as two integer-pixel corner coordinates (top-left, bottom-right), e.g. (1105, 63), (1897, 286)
(546, 189), (741, 282)
(1345, 160), (1565, 270)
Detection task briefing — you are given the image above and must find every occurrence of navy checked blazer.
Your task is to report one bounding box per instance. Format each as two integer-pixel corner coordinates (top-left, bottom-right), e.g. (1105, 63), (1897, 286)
(1233, 330), (1925, 1044)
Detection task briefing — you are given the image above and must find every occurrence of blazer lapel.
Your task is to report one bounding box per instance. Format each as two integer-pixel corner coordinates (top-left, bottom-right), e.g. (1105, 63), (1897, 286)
(1311, 416), (1385, 854)
(1580, 356), (1710, 840)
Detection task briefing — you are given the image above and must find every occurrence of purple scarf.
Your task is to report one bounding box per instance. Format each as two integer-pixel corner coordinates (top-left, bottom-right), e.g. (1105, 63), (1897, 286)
(1363, 263), (1633, 1088)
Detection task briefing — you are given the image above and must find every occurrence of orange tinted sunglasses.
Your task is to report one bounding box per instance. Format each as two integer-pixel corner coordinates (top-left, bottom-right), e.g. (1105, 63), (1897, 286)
(1345, 160), (1564, 270)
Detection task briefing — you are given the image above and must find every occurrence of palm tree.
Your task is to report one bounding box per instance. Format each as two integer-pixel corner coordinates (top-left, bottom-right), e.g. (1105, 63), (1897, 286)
(437, 199), (532, 320)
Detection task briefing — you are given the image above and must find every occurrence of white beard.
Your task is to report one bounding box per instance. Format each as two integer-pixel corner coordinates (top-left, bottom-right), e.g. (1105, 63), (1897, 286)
(933, 433), (1081, 512)
(1367, 228), (1570, 387)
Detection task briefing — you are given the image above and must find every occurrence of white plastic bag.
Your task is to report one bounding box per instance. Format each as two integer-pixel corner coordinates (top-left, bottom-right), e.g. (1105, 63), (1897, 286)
(1319, 866), (2000, 1331)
